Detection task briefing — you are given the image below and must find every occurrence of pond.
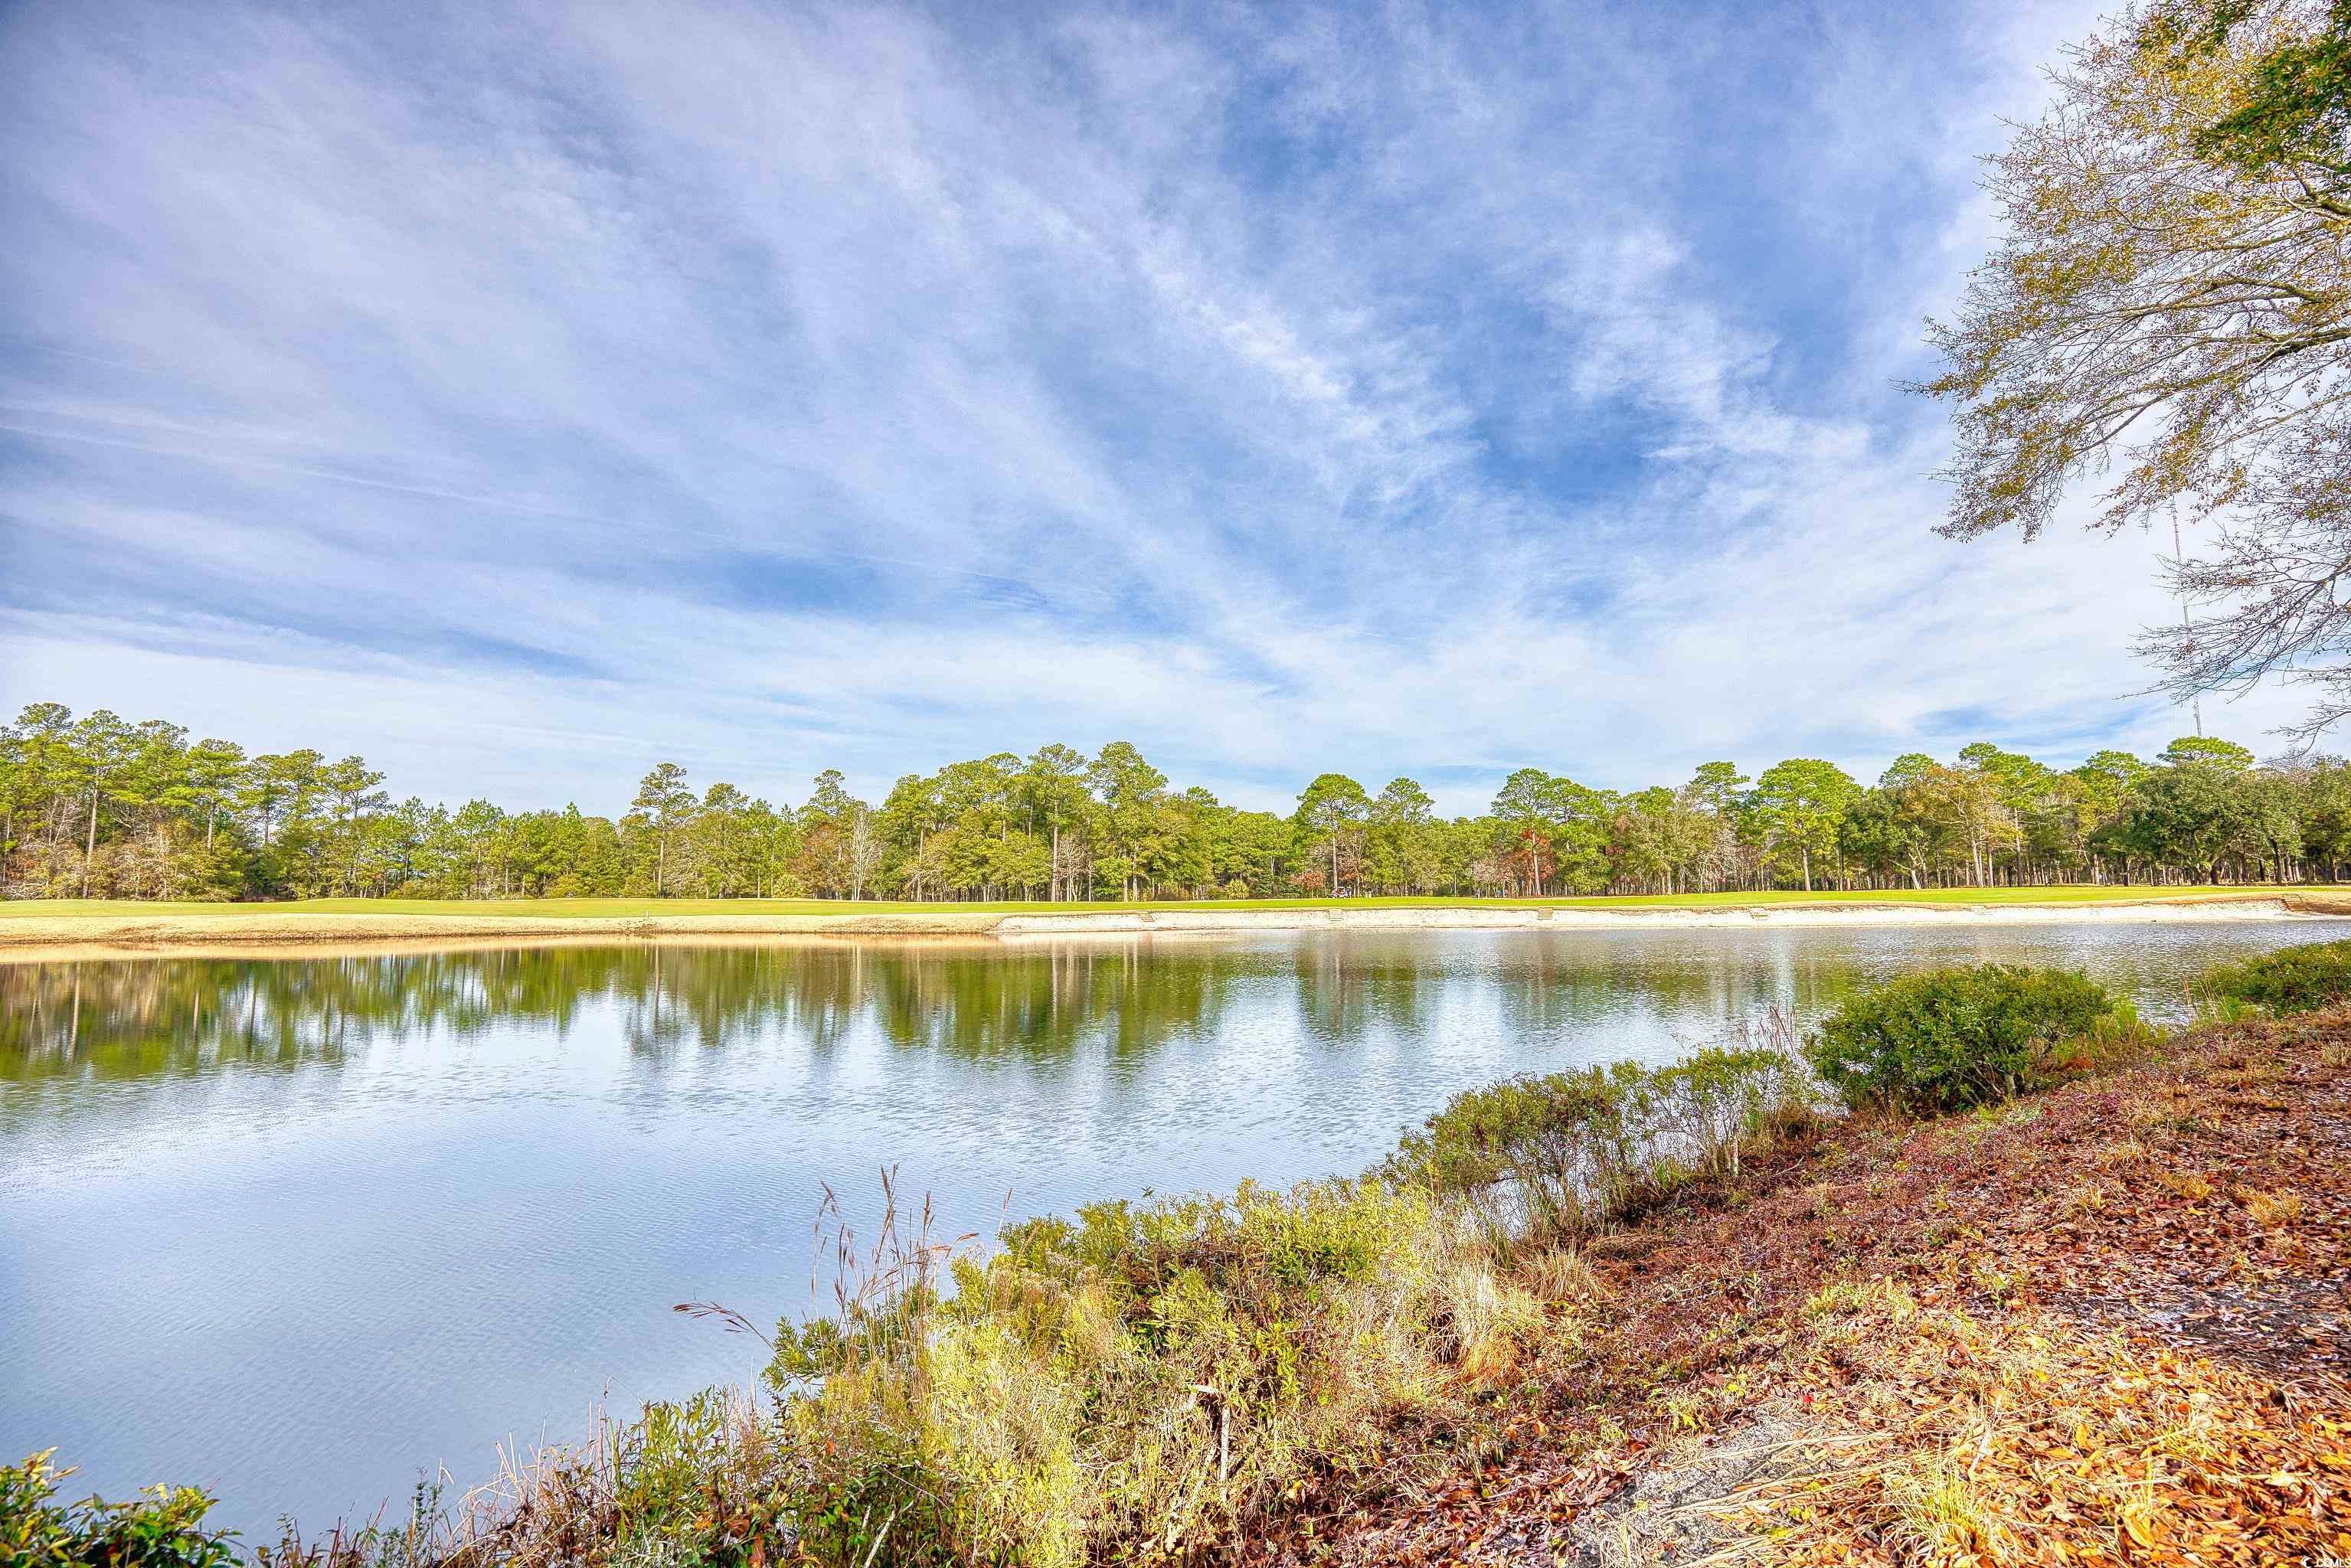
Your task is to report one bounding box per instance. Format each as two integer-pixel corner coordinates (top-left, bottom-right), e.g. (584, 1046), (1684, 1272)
(3, 919), (2342, 1538)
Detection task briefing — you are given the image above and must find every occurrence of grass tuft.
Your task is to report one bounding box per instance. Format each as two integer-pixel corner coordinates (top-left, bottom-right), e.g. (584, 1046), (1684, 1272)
(2156, 1167), (2215, 1202)
(1516, 1245), (1607, 1305)
(2233, 1185), (2303, 1226)
(1885, 1454), (2016, 1563)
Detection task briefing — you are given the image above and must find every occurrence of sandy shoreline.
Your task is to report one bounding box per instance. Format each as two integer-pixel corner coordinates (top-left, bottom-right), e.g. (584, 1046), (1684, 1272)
(3, 890), (2348, 962)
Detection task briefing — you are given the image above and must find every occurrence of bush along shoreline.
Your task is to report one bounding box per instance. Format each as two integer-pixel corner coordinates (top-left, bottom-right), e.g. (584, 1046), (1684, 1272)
(8, 949), (2349, 1566)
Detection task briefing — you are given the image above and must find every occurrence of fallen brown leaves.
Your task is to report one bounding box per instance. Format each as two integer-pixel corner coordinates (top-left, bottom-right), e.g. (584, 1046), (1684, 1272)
(1254, 1013), (2351, 1566)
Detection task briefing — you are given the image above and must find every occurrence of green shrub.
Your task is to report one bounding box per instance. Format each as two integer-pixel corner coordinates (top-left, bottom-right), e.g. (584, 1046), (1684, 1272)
(1384, 1063), (1644, 1242)
(0, 1451), (238, 1568)
(1383, 1046), (1819, 1245)
(1803, 965), (2122, 1113)
(1645, 1045), (1821, 1180)
(2194, 939), (2351, 1018)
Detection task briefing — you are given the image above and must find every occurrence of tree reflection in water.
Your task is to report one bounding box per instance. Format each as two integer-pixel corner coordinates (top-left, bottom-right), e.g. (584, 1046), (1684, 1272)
(1, 942), (1269, 1083)
(2, 924), (2311, 1093)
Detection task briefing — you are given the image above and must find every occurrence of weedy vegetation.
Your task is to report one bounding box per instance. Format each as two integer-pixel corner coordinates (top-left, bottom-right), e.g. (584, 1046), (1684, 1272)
(764, 1177), (1502, 1566)
(1380, 1020), (1821, 1251)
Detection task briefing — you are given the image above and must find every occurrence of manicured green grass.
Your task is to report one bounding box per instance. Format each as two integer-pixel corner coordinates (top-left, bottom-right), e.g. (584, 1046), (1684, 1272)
(0, 885), (2329, 920)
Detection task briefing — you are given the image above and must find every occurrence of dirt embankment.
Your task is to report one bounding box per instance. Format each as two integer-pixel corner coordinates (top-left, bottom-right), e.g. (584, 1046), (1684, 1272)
(6, 889), (2351, 960)
(1278, 1015), (2350, 1566)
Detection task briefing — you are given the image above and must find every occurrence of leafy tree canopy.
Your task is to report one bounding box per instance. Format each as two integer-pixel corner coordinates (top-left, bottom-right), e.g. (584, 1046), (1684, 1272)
(1928, 0), (2351, 739)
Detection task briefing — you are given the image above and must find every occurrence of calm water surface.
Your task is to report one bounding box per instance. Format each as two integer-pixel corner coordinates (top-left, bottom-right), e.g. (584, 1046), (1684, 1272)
(4, 922), (2344, 1536)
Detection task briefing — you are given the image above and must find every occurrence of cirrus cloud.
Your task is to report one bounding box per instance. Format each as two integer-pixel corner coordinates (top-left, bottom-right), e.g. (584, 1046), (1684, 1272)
(0, 0), (2277, 815)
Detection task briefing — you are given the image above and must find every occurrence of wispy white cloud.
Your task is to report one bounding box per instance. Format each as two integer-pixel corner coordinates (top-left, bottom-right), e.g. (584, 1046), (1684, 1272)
(2, 0), (2258, 816)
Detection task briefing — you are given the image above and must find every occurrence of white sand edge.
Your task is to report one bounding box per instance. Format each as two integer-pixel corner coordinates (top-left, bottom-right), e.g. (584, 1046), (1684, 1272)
(991, 898), (2329, 935)
(1, 895), (2343, 961)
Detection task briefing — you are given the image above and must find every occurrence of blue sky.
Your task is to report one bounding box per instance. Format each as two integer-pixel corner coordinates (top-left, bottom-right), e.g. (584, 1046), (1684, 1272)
(0, 0), (2284, 815)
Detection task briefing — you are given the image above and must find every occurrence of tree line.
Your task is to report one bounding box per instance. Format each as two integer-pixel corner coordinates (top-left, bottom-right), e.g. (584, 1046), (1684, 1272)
(4, 701), (2347, 903)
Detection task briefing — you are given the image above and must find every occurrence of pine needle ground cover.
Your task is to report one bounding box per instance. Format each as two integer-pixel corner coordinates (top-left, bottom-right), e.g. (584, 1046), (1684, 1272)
(1310, 1014), (2350, 1566)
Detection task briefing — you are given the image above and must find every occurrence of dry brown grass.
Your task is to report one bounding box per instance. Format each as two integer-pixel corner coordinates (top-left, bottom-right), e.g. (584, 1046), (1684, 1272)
(1516, 1246), (1607, 1305)
(2235, 1184), (2304, 1227)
